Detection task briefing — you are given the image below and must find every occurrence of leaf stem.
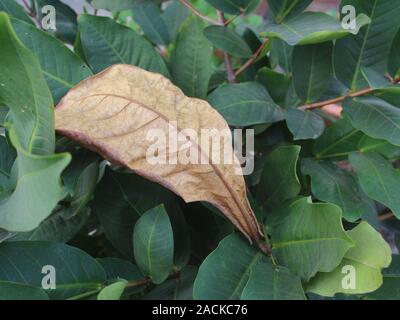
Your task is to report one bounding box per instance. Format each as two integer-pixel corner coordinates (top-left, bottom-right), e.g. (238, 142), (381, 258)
(379, 212), (395, 221)
(234, 39), (269, 78)
(179, 0), (223, 26)
(299, 78), (400, 111)
(125, 271), (181, 288)
(217, 11), (236, 83)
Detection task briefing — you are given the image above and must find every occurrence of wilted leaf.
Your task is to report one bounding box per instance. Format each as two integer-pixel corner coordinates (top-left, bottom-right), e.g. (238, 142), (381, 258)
(55, 64), (263, 245)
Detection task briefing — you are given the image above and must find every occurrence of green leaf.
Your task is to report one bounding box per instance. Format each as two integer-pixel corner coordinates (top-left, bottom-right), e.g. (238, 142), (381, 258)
(334, 0), (400, 90)
(368, 255), (400, 300)
(94, 169), (189, 264)
(389, 30), (400, 77)
(256, 67), (291, 105)
(292, 42), (333, 103)
(207, 82), (284, 126)
(269, 38), (293, 73)
(241, 260), (306, 300)
(193, 233), (263, 300)
(133, 205), (174, 285)
(350, 152), (400, 219)
(0, 241), (106, 300)
(170, 16), (212, 99)
(78, 14), (169, 76)
(344, 96), (400, 147)
(0, 127), (71, 232)
(313, 118), (365, 160)
(257, 145), (301, 209)
(301, 158), (368, 222)
(203, 26), (253, 58)
(0, 282), (49, 300)
(286, 108), (325, 140)
(268, 0), (312, 22)
(132, 2), (170, 45)
(92, 0), (167, 11)
(63, 161), (99, 218)
(0, 0), (33, 24)
(91, 0), (134, 11)
(314, 115), (400, 161)
(145, 266), (197, 300)
(307, 222), (391, 297)
(8, 207), (90, 242)
(163, 1), (189, 42)
(36, 0), (78, 44)
(0, 105), (8, 125)
(271, 197), (354, 281)
(262, 12), (367, 46)
(98, 258), (143, 282)
(97, 280), (127, 300)
(11, 18), (92, 103)
(0, 12), (54, 155)
(0, 135), (16, 192)
(205, 0), (260, 15)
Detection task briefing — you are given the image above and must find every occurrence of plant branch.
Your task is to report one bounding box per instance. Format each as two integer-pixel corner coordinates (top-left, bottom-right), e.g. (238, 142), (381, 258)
(217, 11), (236, 83)
(179, 0), (223, 26)
(21, 0), (41, 28)
(235, 39), (269, 78)
(299, 78), (400, 111)
(379, 212), (395, 221)
(126, 271), (181, 288)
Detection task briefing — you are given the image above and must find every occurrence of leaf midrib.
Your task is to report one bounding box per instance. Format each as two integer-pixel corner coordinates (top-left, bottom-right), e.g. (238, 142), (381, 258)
(70, 92), (254, 238)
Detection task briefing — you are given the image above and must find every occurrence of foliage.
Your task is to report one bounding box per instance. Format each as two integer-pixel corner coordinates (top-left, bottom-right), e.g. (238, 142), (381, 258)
(0, 0), (399, 300)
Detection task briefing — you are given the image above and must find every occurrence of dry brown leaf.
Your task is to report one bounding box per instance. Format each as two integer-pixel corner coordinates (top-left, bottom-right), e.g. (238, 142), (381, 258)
(55, 64), (266, 249)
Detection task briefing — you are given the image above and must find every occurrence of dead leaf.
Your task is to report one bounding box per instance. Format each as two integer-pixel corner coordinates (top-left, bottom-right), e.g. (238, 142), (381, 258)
(55, 64), (264, 247)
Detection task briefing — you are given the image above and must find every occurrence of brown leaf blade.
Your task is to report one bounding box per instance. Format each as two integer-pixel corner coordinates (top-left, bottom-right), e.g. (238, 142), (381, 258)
(55, 65), (264, 246)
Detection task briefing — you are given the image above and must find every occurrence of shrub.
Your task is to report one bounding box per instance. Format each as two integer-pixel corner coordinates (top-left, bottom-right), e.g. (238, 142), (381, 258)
(0, 0), (399, 300)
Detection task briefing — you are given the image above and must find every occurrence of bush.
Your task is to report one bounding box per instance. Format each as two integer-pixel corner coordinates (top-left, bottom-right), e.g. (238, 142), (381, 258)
(0, 0), (399, 300)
